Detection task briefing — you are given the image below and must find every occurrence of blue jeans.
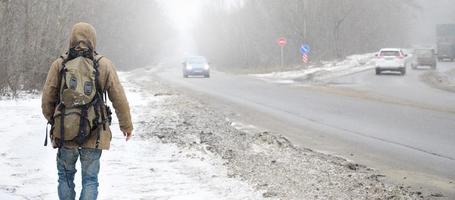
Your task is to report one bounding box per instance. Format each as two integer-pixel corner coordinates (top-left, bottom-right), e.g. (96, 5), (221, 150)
(57, 147), (102, 200)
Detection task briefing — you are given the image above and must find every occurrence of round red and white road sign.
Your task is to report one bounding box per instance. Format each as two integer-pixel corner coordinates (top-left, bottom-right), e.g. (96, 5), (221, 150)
(277, 37), (287, 46)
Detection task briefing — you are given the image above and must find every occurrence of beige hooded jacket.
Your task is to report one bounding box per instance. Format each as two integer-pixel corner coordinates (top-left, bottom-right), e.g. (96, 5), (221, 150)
(41, 22), (133, 150)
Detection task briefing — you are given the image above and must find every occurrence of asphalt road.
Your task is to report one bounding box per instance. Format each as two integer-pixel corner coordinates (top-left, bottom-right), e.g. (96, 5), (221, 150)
(155, 62), (455, 196)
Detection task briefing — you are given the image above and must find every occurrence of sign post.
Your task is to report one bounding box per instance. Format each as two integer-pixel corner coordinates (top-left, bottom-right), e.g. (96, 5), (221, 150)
(277, 37), (287, 68)
(300, 43), (311, 64)
(281, 46), (284, 68)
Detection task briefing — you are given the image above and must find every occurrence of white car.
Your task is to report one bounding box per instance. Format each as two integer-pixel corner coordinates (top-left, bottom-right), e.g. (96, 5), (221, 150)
(375, 48), (409, 76)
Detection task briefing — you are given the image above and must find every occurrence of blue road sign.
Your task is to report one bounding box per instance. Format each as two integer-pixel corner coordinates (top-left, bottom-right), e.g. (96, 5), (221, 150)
(300, 44), (310, 54)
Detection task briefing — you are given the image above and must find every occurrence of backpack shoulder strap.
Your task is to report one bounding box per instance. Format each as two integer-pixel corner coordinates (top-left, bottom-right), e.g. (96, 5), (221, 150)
(95, 54), (107, 96)
(93, 54), (105, 99)
(59, 52), (70, 64)
(94, 54), (104, 64)
(55, 53), (70, 104)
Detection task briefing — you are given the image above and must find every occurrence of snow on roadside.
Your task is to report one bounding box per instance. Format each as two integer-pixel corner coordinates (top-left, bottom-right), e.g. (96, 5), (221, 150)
(101, 71), (264, 200)
(0, 71), (264, 199)
(420, 69), (455, 93)
(251, 53), (376, 84)
(131, 69), (423, 199)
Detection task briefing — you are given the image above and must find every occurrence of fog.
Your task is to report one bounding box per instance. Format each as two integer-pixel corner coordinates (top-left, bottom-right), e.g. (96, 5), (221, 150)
(1, 1), (455, 198)
(410, 0), (455, 45)
(1, 0), (455, 93)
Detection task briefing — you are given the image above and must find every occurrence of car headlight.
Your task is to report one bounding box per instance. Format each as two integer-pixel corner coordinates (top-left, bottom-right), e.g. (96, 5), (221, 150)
(186, 65), (193, 70)
(204, 64), (210, 70)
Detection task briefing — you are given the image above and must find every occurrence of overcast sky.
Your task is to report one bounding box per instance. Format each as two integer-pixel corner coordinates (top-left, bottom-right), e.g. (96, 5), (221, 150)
(156, 0), (455, 50)
(410, 0), (455, 45)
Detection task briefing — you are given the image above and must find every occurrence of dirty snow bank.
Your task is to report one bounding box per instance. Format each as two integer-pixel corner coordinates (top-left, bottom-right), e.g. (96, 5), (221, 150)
(251, 53), (376, 84)
(130, 69), (426, 199)
(421, 69), (455, 93)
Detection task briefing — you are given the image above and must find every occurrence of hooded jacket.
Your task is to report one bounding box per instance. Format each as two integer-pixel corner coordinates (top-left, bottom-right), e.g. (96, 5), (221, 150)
(41, 22), (133, 150)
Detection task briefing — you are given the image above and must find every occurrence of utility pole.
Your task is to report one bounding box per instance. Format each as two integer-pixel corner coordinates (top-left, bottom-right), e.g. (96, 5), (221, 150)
(303, 0), (307, 40)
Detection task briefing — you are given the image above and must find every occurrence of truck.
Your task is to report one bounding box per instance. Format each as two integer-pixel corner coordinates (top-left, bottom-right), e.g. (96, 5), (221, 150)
(436, 24), (455, 62)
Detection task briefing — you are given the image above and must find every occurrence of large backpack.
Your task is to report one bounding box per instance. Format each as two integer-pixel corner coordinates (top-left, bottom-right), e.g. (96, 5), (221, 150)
(45, 48), (110, 148)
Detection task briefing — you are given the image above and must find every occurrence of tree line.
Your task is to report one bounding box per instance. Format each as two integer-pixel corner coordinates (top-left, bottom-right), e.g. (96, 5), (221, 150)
(0, 0), (172, 96)
(193, 0), (420, 72)
(0, 0), (423, 95)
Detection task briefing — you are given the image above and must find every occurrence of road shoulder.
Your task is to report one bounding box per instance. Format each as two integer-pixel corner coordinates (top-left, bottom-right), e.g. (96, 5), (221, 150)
(137, 68), (437, 199)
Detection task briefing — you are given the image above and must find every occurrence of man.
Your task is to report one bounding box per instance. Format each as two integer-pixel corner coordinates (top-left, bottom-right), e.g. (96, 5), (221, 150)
(42, 22), (133, 200)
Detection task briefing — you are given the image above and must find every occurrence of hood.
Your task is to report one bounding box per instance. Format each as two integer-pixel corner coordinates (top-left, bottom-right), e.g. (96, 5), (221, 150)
(69, 22), (97, 50)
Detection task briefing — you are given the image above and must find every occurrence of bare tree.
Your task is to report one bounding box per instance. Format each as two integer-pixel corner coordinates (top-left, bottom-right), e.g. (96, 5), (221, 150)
(193, 0), (419, 72)
(0, 0), (172, 96)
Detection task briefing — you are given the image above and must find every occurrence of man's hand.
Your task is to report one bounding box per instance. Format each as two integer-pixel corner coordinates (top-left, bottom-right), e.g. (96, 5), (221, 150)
(123, 131), (132, 141)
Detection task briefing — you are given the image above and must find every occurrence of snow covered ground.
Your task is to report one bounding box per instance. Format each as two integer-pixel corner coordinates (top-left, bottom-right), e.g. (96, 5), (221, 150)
(0, 72), (264, 199)
(0, 67), (429, 199)
(251, 53), (376, 84)
(421, 69), (455, 93)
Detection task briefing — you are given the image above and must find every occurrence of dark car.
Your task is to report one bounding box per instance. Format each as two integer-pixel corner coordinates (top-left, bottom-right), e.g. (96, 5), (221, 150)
(182, 56), (210, 78)
(437, 43), (455, 62)
(411, 49), (437, 69)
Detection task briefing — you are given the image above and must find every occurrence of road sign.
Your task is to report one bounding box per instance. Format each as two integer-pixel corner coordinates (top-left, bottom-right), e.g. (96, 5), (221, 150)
(302, 53), (309, 63)
(277, 37), (287, 47)
(277, 37), (287, 68)
(300, 44), (310, 54)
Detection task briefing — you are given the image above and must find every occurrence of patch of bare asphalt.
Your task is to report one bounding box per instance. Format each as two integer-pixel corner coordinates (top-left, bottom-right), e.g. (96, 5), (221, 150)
(301, 85), (455, 114)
